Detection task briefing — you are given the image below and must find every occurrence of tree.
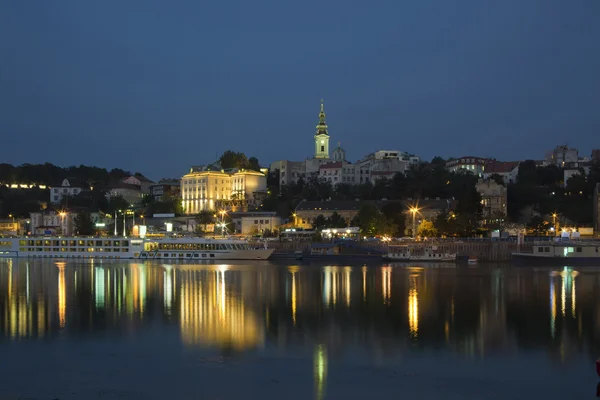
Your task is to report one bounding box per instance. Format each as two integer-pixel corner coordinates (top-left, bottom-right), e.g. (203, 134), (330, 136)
(327, 212), (347, 228)
(74, 211), (95, 235)
(313, 215), (328, 230)
(195, 211), (214, 235)
(219, 150), (249, 170)
(247, 157), (260, 171)
(417, 219), (438, 237)
(527, 215), (547, 235)
(350, 204), (394, 236)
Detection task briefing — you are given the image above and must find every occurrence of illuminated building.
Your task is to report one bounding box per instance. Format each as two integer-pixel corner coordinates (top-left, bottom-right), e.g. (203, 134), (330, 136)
(180, 169), (267, 214)
(314, 99), (330, 159)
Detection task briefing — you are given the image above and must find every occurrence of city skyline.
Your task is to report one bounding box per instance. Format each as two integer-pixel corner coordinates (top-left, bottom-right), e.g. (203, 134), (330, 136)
(1, 1), (599, 179)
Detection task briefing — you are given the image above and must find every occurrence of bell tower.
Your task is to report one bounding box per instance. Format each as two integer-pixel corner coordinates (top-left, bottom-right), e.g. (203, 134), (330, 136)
(314, 99), (330, 159)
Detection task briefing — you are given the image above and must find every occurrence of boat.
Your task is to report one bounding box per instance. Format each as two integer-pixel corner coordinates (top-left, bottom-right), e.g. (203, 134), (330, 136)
(383, 245), (457, 262)
(512, 240), (600, 265)
(0, 236), (274, 260)
(467, 256), (478, 265)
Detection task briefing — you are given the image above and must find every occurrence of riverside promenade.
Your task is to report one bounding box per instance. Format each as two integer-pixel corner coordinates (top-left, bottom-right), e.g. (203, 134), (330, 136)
(266, 240), (531, 262)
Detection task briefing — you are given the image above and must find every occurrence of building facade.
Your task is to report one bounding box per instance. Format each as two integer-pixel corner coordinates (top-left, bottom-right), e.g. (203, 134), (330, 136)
(230, 212), (282, 235)
(476, 179), (507, 225)
(149, 180), (181, 202)
(181, 168), (267, 214)
(106, 183), (143, 206)
(446, 157), (491, 177)
(50, 178), (84, 204)
(482, 161), (519, 184)
(355, 151), (407, 184)
(546, 145), (579, 166)
(122, 174), (155, 194)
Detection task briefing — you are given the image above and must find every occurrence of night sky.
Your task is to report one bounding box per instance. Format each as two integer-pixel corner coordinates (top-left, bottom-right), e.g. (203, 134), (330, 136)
(1, 1), (599, 180)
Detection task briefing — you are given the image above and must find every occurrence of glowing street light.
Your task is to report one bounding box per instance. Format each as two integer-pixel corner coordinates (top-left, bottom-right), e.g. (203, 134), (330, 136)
(409, 206), (420, 239)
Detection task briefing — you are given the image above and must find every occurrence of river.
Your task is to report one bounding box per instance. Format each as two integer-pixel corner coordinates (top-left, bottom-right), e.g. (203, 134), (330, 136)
(0, 259), (596, 399)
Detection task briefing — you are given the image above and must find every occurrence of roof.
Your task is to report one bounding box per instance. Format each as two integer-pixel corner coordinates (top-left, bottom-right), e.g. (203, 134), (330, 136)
(133, 173), (155, 183)
(319, 162), (343, 170)
(485, 161), (519, 174)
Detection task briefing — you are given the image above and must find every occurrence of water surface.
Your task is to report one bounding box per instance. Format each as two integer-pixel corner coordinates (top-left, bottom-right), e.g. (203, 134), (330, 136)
(0, 259), (596, 399)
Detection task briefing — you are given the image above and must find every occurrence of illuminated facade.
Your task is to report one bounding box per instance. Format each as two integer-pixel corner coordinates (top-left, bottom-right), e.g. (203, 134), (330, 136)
(476, 178), (508, 224)
(181, 169), (266, 214)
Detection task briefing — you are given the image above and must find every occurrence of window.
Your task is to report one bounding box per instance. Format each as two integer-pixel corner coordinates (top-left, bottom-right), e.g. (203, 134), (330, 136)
(254, 220), (258, 224)
(576, 247), (582, 253)
(321, 146), (324, 152)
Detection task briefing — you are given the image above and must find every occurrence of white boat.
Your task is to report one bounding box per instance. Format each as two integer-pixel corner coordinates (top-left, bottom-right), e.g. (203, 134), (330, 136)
(512, 240), (600, 265)
(384, 245), (457, 262)
(0, 236), (274, 260)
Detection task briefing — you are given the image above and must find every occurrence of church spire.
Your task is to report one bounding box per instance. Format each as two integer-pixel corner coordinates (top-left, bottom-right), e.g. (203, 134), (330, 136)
(316, 99), (328, 136)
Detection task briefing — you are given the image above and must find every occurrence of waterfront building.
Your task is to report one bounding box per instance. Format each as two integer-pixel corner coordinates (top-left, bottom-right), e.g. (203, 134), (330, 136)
(180, 168), (267, 214)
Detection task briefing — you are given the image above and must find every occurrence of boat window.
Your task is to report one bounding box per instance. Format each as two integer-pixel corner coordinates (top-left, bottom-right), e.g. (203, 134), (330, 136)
(113, 241), (120, 247)
(544, 247), (550, 252)
(210, 254), (215, 257)
(576, 247), (582, 253)
(122, 240), (129, 246)
(193, 254), (199, 257)
(96, 240), (102, 246)
(537, 247), (544, 253)
(202, 254), (207, 257)
(567, 247), (574, 253)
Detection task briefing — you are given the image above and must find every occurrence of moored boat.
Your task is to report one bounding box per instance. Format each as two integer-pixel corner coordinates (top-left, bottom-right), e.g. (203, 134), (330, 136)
(383, 245), (457, 262)
(512, 240), (600, 266)
(0, 236), (274, 260)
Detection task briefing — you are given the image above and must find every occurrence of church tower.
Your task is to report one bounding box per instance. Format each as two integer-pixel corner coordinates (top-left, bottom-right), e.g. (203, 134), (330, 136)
(314, 99), (330, 159)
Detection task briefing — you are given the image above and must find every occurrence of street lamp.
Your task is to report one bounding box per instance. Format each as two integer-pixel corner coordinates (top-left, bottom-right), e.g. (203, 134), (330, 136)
(59, 211), (67, 236)
(219, 210), (227, 237)
(409, 207), (420, 239)
(552, 213), (558, 235)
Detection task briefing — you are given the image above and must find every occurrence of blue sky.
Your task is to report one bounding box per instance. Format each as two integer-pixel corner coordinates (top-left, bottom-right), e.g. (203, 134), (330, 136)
(1, 0), (599, 180)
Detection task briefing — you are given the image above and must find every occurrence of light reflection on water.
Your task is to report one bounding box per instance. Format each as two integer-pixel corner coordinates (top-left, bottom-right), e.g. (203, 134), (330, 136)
(0, 259), (597, 395)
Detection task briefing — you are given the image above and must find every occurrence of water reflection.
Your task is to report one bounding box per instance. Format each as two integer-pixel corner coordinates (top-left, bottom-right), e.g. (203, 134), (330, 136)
(0, 259), (598, 363)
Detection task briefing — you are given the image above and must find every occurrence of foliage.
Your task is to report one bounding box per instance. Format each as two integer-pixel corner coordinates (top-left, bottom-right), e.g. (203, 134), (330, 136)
(73, 211), (95, 235)
(142, 192), (183, 216)
(527, 215), (548, 235)
(311, 212), (348, 231)
(350, 205), (396, 237)
(218, 151), (261, 171)
(417, 219), (437, 237)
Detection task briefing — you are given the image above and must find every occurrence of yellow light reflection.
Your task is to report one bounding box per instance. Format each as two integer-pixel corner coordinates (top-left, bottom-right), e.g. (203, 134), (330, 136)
(57, 262), (66, 328)
(179, 269), (263, 351)
(561, 276), (566, 317)
(314, 344), (328, 400)
(323, 266), (339, 308)
(291, 272), (297, 325)
(550, 277), (556, 338)
(382, 266), (391, 304)
(344, 267), (351, 307)
(571, 278), (576, 318)
(362, 266), (367, 303)
(408, 275), (419, 338)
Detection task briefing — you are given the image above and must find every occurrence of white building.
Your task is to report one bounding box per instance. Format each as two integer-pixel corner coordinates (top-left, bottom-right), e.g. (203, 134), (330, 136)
(181, 168), (267, 214)
(355, 151), (407, 184)
(230, 212), (281, 235)
(481, 161), (520, 184)
(50, 179), (84, 204)
(122, 174), (155, 194)
(546, 145), (579, 166)
(445, 156), (491, 178)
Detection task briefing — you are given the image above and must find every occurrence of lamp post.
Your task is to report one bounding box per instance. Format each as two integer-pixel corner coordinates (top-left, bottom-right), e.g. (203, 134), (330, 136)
(8, 214), (15, 234)
(114, 210), (118, 236)
(552, 213), (558, 236)
(410, 207), (419, 239)
(219, 210), (227, 237)
(59, 212), (67, 236)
